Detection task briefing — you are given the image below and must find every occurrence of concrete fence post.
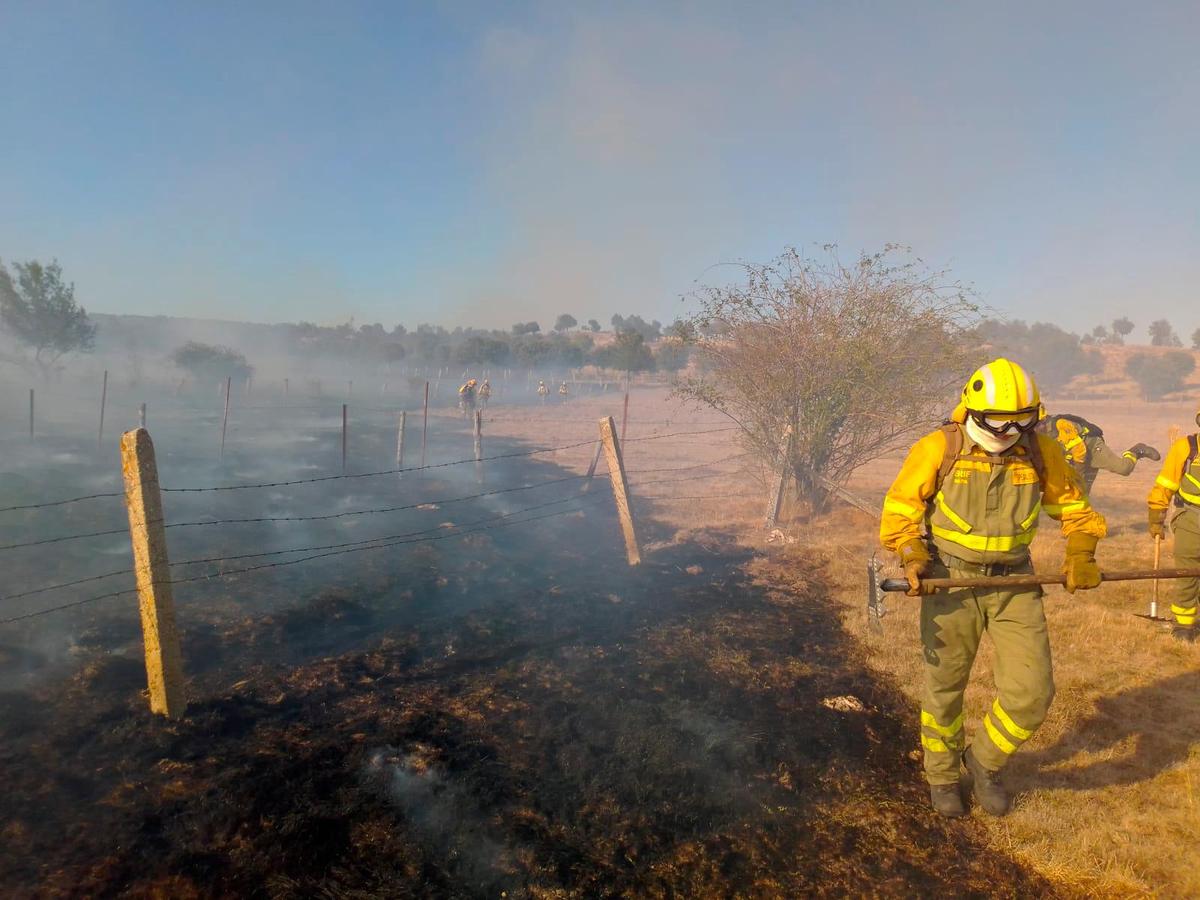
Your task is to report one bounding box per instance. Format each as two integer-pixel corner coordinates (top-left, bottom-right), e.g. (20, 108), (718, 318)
(119, 427), (186, 718)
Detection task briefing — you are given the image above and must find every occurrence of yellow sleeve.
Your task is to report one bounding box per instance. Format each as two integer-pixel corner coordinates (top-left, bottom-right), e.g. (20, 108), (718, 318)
(1037, 433), (1107, 539)
(1149, 437), (1192, 511)
(880, 430), (945, 553)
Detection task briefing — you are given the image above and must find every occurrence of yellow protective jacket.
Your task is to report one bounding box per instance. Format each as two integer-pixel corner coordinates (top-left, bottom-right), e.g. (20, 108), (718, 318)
(1148, 434), (1200, 511)
(881, 427), (1106, 565)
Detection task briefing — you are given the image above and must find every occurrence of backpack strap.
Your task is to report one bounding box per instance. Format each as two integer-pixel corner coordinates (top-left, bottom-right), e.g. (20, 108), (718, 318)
(1175, 434), (1200, 509)
(1024, 430), (1048, 485)
(936, 423), (963, 489)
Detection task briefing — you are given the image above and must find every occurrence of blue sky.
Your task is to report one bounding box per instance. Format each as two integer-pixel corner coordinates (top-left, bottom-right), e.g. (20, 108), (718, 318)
(2, 1), (1198, 336)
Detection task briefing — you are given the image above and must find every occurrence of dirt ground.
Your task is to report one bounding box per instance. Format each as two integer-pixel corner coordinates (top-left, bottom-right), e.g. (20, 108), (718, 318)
(0, 385), (1061, 897)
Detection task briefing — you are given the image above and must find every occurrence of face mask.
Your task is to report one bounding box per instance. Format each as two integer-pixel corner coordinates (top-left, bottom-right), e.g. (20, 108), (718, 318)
(965, 416), (1021, 454)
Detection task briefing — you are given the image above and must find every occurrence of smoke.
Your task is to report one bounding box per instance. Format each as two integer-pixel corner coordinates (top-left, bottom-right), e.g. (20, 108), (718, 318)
(437, 3), (1200, 333)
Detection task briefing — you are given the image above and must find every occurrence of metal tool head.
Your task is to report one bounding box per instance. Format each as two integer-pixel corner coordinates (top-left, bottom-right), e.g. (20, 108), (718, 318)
(867, 553), (887, 634)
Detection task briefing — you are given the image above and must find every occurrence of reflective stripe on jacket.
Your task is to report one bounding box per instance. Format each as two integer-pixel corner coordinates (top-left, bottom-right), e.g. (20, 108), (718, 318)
(881, 429), (1106, 565)
(1149, 435), (1200, 511)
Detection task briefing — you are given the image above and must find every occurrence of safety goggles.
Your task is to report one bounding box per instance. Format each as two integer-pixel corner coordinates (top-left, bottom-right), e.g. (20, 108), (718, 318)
(969, 409), (1039, 436)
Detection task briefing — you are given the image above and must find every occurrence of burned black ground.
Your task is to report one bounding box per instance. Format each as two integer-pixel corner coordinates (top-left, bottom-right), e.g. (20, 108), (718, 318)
(0, 480), (1054, 897)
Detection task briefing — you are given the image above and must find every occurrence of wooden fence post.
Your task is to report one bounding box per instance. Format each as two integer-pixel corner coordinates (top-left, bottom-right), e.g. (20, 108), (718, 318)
(220, 376), (231, 459)
(341, 403), (348, 472)
(396, 410), (407, 470)
(28, 388), (34, 438)
(119, 428), (186, 719)
(620, 391), (630, 444)
(138, 403), (147, 429)
(599, 415), (641, 566)
(98, 370), (108, 447)
(473, 409), (484, 483)
(421, 381), (430, 467)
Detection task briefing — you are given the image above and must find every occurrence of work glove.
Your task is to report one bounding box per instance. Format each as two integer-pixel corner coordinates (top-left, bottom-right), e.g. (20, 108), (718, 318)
(1148, 507), (1167, 540)
(1062, 532), (1102, 594)
(1127, 443), (1161, 462)
(898, 538), (935, 597)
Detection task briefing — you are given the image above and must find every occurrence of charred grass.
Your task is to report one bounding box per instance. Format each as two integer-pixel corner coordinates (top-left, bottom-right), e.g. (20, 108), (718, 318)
(0, 431), (1049, 896)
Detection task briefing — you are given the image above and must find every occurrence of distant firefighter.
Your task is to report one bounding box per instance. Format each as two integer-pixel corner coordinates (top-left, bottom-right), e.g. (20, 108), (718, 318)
(478, 379), (492, 407)
(1038, 412), (1159, 492)
(1148, 405), (1200, 642)
(458, 378), (477, 415)
(536, 380), (549, 403)
(558, 381), (570, 401)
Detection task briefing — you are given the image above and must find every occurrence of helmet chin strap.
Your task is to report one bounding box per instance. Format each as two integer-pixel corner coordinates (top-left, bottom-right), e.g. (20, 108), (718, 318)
(965, 416), (1021, 454)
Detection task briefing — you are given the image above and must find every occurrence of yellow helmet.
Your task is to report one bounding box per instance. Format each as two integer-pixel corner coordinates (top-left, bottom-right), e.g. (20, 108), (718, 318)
(950, 358), (1041, 424)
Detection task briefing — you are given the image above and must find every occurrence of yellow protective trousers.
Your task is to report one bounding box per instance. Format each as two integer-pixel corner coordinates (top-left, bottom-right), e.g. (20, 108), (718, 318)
(1169, 508), (1200, 627)
(919, 555), (1054, 783)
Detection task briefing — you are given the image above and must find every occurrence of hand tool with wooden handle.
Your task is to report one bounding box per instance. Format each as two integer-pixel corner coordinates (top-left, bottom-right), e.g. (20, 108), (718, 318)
(1150, 534), (1163, 620)
(876, 567), (1200, 593)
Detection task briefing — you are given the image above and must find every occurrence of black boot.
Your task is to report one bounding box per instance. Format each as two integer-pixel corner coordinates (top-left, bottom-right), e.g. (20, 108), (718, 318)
(1172, 625), (1197, 643)
(963, 748), (1010, 816)
(1128, 443), (1161, 461)
(929, 783), (966, 818)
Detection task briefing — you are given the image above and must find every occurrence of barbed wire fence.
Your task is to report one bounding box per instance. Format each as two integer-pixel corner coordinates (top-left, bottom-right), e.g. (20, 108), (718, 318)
(0, 392), (763, 715)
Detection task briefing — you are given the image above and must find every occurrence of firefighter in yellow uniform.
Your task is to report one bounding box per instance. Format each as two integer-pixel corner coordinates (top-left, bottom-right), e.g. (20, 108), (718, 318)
(881, 358), (1106, 818)
(1147, 408), (1200, 643)
(1040, 412), (1159, 492)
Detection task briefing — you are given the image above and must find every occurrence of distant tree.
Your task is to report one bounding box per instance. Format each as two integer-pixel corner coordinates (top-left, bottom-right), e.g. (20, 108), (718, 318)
(610, 314), (662, 341)
(1126, 350), (1195, 400)
(587, 319), (601, 332)
(1111, 317), (1134, 343)
(1091, 324), (1108, 342)
(554, 314), (577, 332)
(0, 259), (96, 378)
(1192, 327), (1200, 351)
(654, 341), (690, 372)
(511, 321), (541, 336)
(512, 336), (554, 368)
(600, 330), (656, 373)
(978, 319), (1102, 394)
(454, 336), (511, 366)
(171, 341), (253, 383)
(1149, 319), (1182, 347)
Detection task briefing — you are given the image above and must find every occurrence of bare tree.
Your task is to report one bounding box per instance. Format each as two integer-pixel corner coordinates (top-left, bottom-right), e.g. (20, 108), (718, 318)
(676, 245), (982, 512)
